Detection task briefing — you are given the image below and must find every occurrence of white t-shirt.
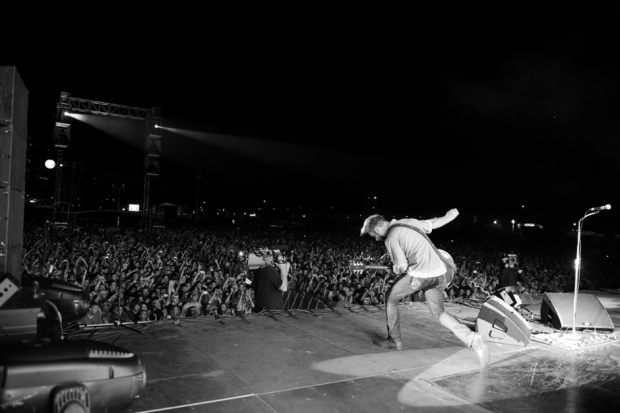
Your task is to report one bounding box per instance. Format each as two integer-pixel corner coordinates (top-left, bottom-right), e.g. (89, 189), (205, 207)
(385, 218), (446, 279)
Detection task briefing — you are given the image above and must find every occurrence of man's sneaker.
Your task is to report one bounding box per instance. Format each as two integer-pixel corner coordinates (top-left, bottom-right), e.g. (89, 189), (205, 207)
(373, 337), (402, 351)
(471, 332), (490, 368)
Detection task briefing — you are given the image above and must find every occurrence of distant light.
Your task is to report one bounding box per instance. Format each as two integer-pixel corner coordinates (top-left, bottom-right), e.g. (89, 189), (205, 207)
(493, 220), (497, 224)
(511, 219), (515, 224)
(155, 124), (160, 128)
(45, 159), (56, 169)
(374, 196), (377, 200)
(522, 205), (525, 208)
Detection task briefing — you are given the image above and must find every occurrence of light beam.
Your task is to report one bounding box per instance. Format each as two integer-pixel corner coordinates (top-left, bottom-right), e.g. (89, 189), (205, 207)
(66, 113), (146, 150)
(158, 126), (363, 179)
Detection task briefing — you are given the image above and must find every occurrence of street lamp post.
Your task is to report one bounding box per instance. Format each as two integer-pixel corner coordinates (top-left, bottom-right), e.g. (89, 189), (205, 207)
(52, 202), (72, 225)
(53, 150), (64, 223)
(117, 186), (121, 227)
(195, 176), (201, 223)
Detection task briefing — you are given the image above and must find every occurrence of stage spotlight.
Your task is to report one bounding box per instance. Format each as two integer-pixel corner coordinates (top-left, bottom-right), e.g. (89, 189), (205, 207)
(45, 159), (56, 169)
(55, 108), (71, 128)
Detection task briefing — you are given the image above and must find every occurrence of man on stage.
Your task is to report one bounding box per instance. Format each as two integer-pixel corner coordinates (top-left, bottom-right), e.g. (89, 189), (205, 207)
(498, 255), (528, 290)
(361, 209), (490, 368)
(251, 251), (290, 312)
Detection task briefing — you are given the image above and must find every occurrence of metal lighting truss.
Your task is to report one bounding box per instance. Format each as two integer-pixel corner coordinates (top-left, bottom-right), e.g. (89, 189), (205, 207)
(68, 98), (149, 120)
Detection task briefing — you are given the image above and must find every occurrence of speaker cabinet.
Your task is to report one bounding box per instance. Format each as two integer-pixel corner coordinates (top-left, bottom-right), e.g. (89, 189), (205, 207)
(541, 293), (614, 331)
(476, 296), (532, 346)
(0, 66), (28, 281)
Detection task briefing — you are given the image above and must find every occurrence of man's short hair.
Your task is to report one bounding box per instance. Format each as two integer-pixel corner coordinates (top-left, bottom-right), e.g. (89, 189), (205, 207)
(360, 214), (387, 236)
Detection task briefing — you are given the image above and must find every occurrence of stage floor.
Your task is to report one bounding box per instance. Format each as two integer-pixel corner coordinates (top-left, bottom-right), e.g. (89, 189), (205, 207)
(96, 292), (620, 413)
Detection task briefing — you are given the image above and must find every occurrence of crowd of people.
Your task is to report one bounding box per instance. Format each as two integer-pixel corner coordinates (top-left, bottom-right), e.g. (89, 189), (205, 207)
(20, 220), (619, 325)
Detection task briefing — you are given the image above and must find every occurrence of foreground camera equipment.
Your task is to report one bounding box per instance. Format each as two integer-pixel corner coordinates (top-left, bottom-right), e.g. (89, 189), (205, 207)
(20, 276), (89, 322)
(0, 67), (147, 413)
(247, 245), (288, 270)
(0, 339), (146, 413)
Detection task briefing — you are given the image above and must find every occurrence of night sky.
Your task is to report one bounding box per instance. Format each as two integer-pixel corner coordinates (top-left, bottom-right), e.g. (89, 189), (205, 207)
(11, 4), (620, 233)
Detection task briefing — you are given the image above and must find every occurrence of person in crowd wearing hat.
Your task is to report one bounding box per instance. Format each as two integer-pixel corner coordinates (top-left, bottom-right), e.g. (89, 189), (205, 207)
(360, 208), (490, 368)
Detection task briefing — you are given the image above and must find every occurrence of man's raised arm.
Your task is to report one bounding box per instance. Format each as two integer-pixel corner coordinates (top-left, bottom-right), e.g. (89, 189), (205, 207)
(430, 208), (459, 230)
(277, 262), (290, 292)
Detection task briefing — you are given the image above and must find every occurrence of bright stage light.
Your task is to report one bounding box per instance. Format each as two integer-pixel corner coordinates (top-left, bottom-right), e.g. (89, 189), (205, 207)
(68, 112), (86, 121)
(45, 159), (56, 169)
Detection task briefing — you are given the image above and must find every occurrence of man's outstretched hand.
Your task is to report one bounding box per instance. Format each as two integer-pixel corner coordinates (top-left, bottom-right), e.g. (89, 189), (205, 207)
(446, 208), (459, 221)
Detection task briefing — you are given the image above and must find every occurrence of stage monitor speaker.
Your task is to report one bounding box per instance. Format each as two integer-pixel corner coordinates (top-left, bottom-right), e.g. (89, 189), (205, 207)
(541, 293), (614, 331)
(0, 66), (28, 286)
(476, 296), (532, 347)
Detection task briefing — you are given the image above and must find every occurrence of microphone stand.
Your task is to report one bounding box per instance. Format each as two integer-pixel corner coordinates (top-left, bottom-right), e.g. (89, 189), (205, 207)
(570, 209), (600, 335)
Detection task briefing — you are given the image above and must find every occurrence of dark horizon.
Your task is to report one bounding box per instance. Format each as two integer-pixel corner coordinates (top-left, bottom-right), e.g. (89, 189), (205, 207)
(11, 3), (620, 234)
